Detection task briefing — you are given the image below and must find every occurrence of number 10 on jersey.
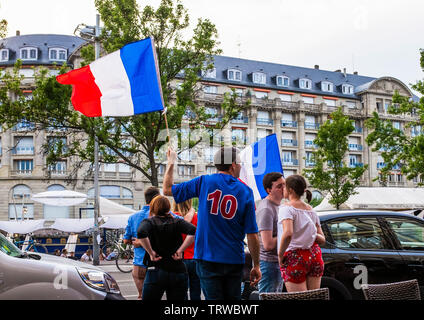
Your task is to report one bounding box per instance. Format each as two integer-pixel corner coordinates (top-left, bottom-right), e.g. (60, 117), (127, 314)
(207, 190), (238, 220)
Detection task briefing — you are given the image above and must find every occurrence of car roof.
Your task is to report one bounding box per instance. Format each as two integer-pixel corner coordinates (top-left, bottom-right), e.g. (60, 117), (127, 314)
(317, 209), (423, 222)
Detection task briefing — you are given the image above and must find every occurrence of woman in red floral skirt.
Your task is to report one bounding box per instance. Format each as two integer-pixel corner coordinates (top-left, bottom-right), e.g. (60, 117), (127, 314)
(277, 175), (326, 292)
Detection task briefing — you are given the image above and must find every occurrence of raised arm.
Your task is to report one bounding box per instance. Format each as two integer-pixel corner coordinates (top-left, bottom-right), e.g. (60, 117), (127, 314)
(163, 147), (177, 196)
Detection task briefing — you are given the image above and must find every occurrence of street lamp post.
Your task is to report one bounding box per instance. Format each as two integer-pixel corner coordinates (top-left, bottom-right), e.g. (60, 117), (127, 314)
(74, 14), (101, 266)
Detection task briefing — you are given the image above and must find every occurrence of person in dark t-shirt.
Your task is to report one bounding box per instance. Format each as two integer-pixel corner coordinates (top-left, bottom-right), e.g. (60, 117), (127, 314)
(136, 195), (196, 300)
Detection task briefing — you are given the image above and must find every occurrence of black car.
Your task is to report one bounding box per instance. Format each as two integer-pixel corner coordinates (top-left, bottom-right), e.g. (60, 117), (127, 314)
(319, 210), (424, 299)
(244, 210), (424, 300)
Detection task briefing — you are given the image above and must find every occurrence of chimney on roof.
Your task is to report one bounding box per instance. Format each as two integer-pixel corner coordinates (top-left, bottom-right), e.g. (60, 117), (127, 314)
(343, 68), (347, 78)
(16, 30), (20, 36)
(314, 65), (319, 69)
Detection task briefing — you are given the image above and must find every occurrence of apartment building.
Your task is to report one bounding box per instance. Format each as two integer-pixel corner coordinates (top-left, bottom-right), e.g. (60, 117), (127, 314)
(0, 33), (419, 221)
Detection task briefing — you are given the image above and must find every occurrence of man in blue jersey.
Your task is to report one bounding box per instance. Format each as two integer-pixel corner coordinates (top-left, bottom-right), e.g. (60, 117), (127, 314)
(163, 146), (261, 300)
(123, 186), (160, 300)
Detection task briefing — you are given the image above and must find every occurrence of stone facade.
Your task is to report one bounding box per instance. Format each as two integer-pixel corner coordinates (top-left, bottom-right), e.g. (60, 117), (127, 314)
(0, 33), (419, 221)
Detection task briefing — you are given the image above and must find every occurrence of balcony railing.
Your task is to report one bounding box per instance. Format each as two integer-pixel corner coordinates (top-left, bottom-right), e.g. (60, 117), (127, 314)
(277, 100), (298, 110)
(281, 120), (298, 128)
(304, 122), (320, 130)
(48, 170), (67, 175)
(304, 103), (321, 112)
(12, 146), (34, 155)
(282, 159), (299, 166)
(305, 160), (315, 167)
(349, 162), (364, 168)
(11, 170), (33, 176)
(348, 144), (363, 151)
(305, 141), (317, 149)
(376, 162), (401, 170)
(231, 117), (248, 124)
(281, 139), (298, 147)
(257, 118), (273, 126)
(205, 115), (222, 123)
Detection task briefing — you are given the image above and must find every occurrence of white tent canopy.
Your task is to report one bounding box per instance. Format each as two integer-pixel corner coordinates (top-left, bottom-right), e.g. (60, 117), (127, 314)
(31, 190), (87, 206)
(101, 214), (132, 229)
(314, 187), (424, 212)
(0, 219), (46, 234)
(3, 190), (137, 233)
(49, 218), (97, 233)
(99, 197), (136, 216)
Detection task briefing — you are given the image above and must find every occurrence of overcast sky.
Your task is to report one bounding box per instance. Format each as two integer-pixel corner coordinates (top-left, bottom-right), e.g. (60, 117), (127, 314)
(2, 0), (423, 95)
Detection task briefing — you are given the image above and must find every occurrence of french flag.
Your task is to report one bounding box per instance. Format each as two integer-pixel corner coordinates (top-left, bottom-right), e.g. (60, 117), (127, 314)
(239, 134), (284, 201)
(56, 37), (164, 117)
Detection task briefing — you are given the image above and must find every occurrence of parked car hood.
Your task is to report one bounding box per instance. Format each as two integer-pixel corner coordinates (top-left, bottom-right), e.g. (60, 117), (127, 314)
(24, 252), (104, 271)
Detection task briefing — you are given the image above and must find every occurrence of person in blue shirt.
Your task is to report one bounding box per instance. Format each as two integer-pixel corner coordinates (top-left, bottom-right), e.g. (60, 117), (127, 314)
(163, 146), (261, 300)
(123, 186), (160, 300)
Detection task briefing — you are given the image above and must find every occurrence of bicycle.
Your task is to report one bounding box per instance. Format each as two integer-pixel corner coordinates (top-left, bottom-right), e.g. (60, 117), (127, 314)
(103, 233), (134, 273)
(14, 238), (48, 254)
(115, 242), (134, 273)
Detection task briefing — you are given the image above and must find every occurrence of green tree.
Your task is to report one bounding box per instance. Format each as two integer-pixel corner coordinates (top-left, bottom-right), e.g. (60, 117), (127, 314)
(303, 107), (368, 209)
(0, 2), (7, 39)
(366, 49), (424, 185)
(0, 0), (248, 186)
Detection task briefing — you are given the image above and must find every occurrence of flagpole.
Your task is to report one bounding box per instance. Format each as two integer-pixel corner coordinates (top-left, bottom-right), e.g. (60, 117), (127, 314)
(92, 13), (101, 266)
(163, 110), (170, 143)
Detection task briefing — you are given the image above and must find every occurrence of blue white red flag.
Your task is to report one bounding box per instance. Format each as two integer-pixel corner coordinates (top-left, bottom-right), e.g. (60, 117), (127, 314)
(239, 134), (284, 201)
(56, 37), (164, 117)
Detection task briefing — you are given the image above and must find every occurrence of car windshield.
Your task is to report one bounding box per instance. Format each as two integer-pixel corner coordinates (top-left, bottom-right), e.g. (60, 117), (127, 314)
(0, 233), (23, 258)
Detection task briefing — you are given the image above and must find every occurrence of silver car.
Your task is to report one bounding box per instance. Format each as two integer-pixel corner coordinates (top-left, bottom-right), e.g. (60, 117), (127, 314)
(0, 233), (124, 300)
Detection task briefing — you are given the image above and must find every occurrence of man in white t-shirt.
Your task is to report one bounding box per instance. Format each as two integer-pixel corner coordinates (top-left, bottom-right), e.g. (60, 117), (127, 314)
(80, 249), (93, 263)
(256, 172), (285, 293)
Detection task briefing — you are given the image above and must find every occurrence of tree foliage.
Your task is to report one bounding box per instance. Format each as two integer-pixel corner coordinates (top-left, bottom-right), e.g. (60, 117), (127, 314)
(366, 49), (424, 185)
(303, 107), (368, 209)
(0, 0), (248, 186)
(0, 2), (7, 39)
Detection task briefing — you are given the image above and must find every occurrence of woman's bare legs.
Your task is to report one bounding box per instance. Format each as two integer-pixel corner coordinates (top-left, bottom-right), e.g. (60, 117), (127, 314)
(284, 281), (307, 293)
(306, 276), (321, 290)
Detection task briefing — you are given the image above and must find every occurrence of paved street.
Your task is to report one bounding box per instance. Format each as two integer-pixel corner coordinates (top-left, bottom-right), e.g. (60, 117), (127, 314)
(95, 260), (204, 300)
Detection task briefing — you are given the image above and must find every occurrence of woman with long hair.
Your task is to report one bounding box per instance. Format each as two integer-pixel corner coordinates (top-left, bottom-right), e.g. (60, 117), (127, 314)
(277, 175), (326, 293)
(136, 196), (196, 300)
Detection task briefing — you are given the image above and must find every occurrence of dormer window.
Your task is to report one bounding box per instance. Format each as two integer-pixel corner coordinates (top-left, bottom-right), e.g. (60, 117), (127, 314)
(321, 81), (333, 92)
(299, 78), (312, 89)
(276, 75), (289, 87)
(49, 48), (67, 61)
(252, 72), (266, 85)
(20, 47), (38, 61)
(227, 69), (242, 81)
(0, 49), (9, 61)
(342, 84), (354, 94)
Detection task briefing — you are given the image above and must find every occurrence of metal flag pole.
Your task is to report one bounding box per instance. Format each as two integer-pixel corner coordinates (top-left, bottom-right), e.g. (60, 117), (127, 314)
(92, 13), (101, 266)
